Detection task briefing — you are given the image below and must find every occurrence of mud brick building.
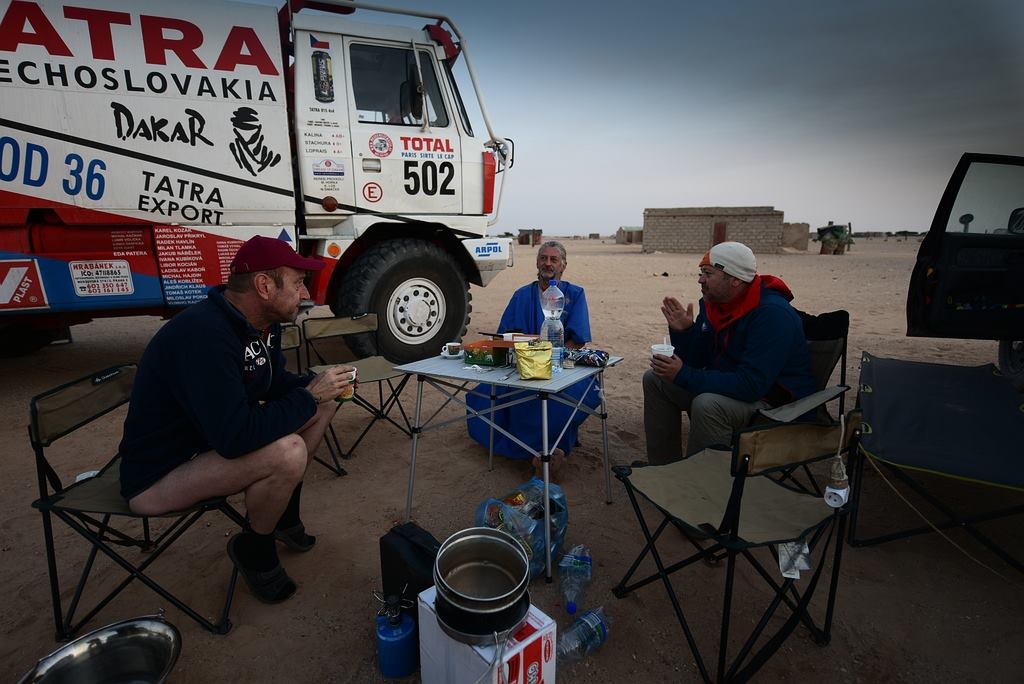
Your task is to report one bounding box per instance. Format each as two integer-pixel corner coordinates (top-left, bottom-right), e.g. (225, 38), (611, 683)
(615, 226), (643, 244)
(642, 206), (807, 253)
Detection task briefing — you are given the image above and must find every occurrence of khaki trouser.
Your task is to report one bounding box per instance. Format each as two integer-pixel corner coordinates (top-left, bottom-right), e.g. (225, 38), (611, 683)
(642, 369), (768, 465)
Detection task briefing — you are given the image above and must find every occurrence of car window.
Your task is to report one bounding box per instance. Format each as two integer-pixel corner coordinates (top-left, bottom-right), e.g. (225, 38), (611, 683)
(945, 162), (1024, 235)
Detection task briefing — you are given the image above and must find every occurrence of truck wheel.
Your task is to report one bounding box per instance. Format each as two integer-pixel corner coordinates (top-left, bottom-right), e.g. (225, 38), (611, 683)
(337, 239), (471, 363)
(0, 328), (66, 357)
(998, 340), (1024, 389)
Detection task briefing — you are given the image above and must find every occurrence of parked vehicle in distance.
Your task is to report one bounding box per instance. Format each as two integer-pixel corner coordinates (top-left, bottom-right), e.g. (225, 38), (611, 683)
(907, 153), (1024, 385)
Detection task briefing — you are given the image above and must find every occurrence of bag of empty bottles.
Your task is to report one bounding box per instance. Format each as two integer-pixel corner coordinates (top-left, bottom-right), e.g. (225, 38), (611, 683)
(564, 348), (610, 367)
(475, 476), (569, 579)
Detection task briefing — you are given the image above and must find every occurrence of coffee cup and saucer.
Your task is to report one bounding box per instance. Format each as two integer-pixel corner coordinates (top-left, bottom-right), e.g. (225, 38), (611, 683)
(440, 342), (464, 360)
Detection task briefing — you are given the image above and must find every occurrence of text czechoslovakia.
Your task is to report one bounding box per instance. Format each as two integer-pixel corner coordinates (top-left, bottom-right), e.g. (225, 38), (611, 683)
(0, 2), (280, 101)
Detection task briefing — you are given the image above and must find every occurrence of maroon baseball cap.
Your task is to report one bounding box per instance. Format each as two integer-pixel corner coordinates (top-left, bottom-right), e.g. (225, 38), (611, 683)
(230, 236), (324, 274)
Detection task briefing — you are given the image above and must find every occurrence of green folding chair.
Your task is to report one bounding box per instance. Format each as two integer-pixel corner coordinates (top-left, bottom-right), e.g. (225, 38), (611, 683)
(613, 408), (859, 683)
(302, 314), (412, 475)
(30, 364), (247, 639)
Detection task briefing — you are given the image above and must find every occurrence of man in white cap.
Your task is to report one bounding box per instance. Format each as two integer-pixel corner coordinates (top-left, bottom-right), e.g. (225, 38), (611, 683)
(643, 241), (816, 463)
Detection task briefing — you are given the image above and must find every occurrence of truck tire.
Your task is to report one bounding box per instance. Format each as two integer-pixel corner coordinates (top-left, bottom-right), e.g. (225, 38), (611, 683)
(0, 327), (66, 357)
(998, 340), (1024, 390)
(336, 239), (471, 363)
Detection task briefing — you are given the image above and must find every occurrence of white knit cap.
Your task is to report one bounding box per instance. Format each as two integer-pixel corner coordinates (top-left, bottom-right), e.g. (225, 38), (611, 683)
(708, 242), (756, 282)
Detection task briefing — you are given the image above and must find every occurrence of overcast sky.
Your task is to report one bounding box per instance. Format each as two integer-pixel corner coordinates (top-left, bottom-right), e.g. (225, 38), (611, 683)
(300, 0), (1024, 233)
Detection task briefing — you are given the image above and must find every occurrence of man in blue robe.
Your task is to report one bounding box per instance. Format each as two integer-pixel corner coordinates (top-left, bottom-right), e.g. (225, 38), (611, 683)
(467, 241), (599, 475)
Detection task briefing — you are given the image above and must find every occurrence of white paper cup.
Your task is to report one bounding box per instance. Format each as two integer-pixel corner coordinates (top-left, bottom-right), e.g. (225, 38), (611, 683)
(651, 343), (675, 358)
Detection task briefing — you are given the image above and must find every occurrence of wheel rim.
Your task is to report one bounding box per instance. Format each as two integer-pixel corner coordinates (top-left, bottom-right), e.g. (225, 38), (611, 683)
(386, 277), (447, 345)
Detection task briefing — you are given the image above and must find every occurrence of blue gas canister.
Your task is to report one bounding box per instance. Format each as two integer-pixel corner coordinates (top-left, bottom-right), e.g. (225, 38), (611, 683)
(376, 594), (417, 679)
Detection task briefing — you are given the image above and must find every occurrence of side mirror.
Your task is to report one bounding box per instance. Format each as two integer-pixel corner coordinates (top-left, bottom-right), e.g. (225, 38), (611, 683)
(1008, 207), (1024, 235)
(958, 213), (974, 233)
(402, 62), (424, 121)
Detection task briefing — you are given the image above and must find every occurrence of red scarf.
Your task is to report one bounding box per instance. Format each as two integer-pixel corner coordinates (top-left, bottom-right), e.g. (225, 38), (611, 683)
(702, 274), (797, 405)
(704, 274), (794, 346)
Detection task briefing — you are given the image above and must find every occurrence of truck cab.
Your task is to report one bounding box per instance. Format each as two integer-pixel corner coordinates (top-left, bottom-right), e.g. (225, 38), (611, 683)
(287, 5), (513, 361)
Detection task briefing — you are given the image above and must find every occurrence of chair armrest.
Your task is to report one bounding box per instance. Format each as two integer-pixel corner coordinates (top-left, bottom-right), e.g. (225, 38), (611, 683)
(757, 385), (849, 424)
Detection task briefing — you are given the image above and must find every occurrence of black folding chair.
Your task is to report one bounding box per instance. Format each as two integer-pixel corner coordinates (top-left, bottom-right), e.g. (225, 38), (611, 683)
(848, 352), (1024, 574)
(760, 309), (849, 495)
(30, 364), (247, 639)
(613, 408), (858, 683)
(302, 314), (412, 475)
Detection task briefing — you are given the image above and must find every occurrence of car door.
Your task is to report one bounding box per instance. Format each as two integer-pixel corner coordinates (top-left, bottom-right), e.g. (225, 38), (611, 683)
(907, 153), (1024, 341)
(345, 39), (462, 215)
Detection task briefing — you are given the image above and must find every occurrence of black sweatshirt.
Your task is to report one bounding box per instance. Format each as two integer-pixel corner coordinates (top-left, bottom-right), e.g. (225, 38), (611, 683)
(119, 286), (315, 498)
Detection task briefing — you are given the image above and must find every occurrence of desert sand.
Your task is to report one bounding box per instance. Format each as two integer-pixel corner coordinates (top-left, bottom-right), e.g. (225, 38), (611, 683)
(2, 238), (1021, 682)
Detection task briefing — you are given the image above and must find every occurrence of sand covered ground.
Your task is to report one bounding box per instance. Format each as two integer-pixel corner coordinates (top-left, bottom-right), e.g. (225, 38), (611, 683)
(2, 238), (1021, 682)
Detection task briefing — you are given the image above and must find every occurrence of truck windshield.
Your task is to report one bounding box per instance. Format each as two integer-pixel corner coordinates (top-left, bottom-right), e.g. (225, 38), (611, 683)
(350, 44), (448, 127)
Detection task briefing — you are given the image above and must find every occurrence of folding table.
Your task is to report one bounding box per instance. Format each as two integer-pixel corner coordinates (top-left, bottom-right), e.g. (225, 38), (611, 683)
(395, 355), (623, 580)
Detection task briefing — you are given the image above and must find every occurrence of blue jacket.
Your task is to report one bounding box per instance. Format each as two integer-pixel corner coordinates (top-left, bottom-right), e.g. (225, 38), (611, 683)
(497, 280), (591, 345)
(669, 285), (815, 406)
(119, 286), (316, 498)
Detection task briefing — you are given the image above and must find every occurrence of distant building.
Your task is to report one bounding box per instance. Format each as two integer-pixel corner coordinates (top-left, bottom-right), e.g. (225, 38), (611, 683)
(782, 222), (810, 251)
(517, 228), (542, 246)
(642, 206), (807, 254)
(588, 232), (600, 240)
(615, 226), (643, 244)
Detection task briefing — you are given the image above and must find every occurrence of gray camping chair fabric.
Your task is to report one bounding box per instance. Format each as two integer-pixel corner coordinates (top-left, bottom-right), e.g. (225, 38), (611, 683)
(859, 353), (1024, 488)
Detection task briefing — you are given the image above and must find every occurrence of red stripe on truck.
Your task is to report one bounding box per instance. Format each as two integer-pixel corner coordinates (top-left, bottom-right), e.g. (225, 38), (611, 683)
(482, 152), (496, 215)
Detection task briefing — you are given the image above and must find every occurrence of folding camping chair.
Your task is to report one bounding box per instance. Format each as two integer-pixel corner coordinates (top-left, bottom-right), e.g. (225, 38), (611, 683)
(30, 364), (248, 639)
(848, 352), (1024, 574)
(302, 314), (412, 475)
(765, 309), (849, 494)
(280, 322), (302, 371)
(798, 309), (849, 419)
(614, 390), (856, 682)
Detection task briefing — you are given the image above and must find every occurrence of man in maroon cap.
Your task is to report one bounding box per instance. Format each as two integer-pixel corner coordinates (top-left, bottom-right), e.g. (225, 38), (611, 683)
(118, 236), (356, 603)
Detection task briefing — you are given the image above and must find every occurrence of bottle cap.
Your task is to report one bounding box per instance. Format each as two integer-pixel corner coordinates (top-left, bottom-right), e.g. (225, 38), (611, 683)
(567, 600), (577, 614)
(549, 279), (556, 286)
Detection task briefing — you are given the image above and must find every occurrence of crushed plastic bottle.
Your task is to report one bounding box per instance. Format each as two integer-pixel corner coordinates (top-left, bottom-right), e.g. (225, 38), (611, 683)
(540, 280), (565, 372)
(558, 544), (592, 615)
(556, 606), (611, 663)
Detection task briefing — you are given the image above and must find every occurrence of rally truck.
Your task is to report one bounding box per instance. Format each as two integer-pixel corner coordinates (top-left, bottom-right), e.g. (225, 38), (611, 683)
(0, 0), (514, 361)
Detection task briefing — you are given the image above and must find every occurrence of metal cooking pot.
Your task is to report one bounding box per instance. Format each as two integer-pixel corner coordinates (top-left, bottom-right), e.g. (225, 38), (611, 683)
(433, 527), (531, 644)
(18, 615), (181, 684)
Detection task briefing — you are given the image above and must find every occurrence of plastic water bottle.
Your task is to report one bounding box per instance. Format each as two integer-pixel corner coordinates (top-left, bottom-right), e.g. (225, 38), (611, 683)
(540, 280), (565, 372)
(558, 544), (592, 615)
(556, 606), (611, 663)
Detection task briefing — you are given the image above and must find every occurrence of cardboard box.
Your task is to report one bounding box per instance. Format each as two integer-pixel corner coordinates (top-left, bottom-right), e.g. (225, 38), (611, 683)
(418, 586), (557, 684)
(463, 340), (512, 366)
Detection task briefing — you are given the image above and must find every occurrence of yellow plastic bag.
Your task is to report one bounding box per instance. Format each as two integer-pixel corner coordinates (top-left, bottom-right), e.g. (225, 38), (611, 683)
(514, 341), (552, 380)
